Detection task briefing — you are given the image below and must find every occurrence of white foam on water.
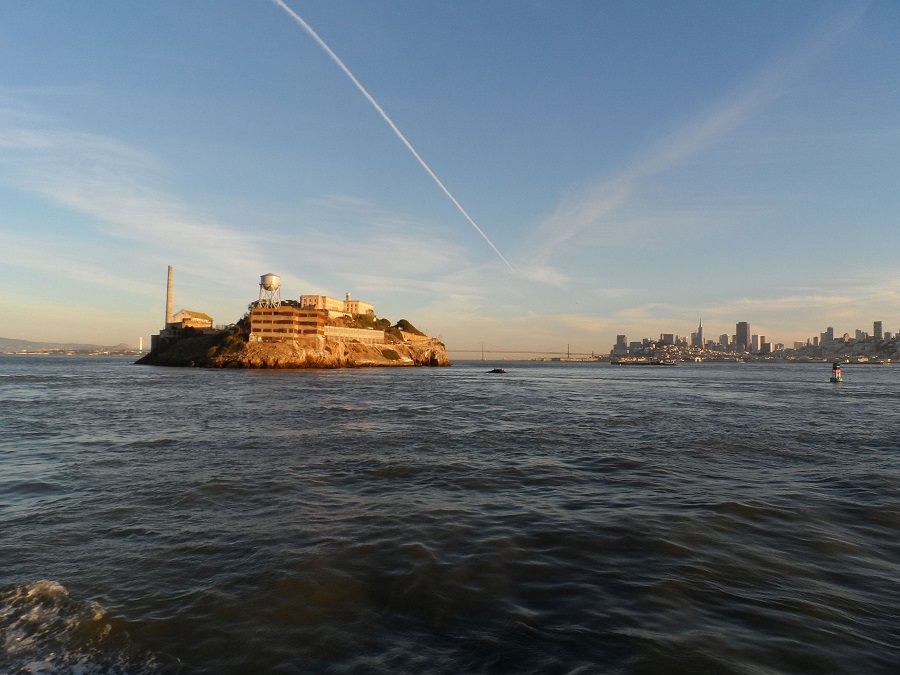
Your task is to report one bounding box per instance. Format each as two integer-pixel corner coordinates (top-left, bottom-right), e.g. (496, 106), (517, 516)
(0, 580), (179, 675)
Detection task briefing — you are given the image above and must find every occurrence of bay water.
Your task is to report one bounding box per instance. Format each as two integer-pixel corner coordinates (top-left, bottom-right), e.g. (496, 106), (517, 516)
(1, 356), (897, 673)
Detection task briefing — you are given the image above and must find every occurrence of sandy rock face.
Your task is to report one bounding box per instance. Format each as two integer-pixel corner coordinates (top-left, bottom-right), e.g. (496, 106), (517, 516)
(137, 335), (451, 368)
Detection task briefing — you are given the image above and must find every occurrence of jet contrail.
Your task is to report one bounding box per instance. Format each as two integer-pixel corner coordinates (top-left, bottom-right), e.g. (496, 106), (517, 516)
(272, 0), (515, 272)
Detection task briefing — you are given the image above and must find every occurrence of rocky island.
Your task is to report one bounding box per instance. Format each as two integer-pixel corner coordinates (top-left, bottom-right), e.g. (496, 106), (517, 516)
(138, 270), (451, 369)
(137, 321), (450, 369)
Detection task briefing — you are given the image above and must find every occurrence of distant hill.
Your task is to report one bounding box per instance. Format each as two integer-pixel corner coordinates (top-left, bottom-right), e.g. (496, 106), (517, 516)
(0, 337), (136, 353)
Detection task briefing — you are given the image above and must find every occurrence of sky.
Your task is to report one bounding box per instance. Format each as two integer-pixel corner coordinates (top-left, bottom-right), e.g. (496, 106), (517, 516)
(1, 1), (898, 356)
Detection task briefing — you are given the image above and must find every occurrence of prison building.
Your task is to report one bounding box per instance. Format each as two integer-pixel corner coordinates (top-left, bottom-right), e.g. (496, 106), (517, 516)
(249, 306), (325, 346)
(323, 325), (385, 345)
(299, 295), (348, 316)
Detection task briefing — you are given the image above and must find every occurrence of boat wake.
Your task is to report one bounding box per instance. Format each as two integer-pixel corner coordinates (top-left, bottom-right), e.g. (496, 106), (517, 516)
(0, 580), (180, 675)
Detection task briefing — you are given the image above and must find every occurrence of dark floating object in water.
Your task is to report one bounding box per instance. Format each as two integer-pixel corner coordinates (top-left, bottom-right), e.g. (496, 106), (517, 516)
(488, 368), (506, 374)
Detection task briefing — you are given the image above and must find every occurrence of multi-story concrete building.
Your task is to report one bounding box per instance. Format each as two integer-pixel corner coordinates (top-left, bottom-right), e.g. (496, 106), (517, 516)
(874, 321), (883, 341)
(249, 305), (326, 346)
(300, 292), (375, 317)
(250, 300), (384, 347)
(300, 295), (347, 315)
(324, 325), (385, 345)
(343, 293), (374, 316)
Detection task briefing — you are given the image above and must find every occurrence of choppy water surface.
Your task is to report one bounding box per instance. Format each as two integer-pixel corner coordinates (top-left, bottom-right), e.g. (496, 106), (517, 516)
(1, 356), (898, 674)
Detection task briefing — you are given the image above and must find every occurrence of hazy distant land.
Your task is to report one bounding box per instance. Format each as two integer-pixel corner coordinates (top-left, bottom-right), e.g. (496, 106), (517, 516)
(0, 337), (139, 355)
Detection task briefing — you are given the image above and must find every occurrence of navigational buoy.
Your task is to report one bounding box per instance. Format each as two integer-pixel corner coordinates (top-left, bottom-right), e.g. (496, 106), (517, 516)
(830, 362), (843, 383)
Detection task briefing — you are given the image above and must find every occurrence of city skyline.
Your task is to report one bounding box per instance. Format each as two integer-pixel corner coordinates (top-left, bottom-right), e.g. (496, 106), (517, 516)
(613, 318), (895, 351)
(2, 2), (898, 351)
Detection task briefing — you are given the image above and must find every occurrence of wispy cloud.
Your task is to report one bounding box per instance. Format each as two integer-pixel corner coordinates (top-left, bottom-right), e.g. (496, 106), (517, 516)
(272, 0), (515, 272)
(527, 3), (868, 277)
(0, 95), (496, 327)
(0, 98), (314, 300)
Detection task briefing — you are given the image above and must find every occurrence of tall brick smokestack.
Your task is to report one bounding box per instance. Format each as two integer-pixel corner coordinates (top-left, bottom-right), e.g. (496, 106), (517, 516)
(165, 266), (174, 325)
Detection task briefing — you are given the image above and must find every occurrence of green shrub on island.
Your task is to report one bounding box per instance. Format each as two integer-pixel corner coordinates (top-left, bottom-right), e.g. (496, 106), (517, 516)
(353, 314), (391, 331)
(394, 319), (425, 336)
(219, 333), (246, 354)
(380, 349), (401, 361)
(207, 332), (245, 359)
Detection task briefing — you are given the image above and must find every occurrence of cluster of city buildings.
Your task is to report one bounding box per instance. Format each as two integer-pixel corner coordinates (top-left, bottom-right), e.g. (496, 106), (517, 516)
(612, 319), (897, 362)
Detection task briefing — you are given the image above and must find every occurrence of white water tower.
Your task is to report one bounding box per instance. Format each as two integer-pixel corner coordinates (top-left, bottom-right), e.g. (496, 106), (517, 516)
(258, 273), (282, 308)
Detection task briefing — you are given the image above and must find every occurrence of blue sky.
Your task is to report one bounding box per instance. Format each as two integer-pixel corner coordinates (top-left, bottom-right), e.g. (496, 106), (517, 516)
(1, 1), (897, 354)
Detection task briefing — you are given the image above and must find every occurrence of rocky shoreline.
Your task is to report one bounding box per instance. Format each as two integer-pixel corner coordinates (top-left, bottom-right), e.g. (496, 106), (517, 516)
(136, 334), (451, 368)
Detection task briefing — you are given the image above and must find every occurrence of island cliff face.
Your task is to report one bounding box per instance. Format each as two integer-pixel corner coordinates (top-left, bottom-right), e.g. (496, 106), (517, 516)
(136, 334), (451, 368)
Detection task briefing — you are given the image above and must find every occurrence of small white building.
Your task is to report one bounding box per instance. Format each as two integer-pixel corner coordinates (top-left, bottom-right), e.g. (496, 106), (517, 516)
(170, 309), (213, 329)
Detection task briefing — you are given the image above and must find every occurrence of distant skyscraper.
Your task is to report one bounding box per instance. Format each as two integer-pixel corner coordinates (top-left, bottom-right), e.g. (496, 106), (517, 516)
(751, 335), (760, 353)
(874, 321), (883, 341)
(736, 322), (750, 352)
(719, 334), (729, 347)
(691, 319), (704, 348)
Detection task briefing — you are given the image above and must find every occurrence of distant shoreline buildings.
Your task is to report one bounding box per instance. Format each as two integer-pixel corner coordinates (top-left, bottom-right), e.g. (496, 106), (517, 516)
(612, 319), (898, 363)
